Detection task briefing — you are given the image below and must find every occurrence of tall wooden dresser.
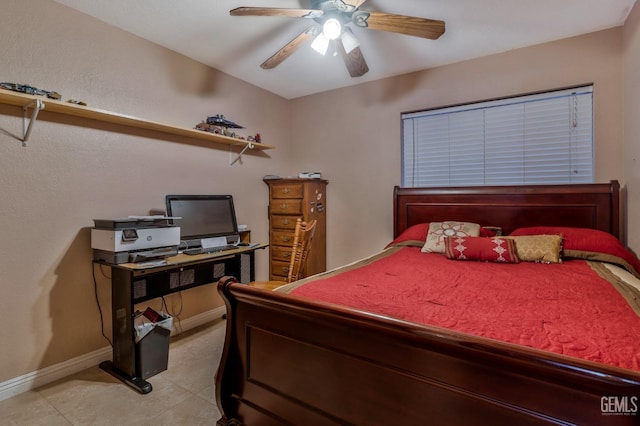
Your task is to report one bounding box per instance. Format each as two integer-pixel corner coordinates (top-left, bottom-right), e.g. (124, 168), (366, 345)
(264, 178), (328, 281)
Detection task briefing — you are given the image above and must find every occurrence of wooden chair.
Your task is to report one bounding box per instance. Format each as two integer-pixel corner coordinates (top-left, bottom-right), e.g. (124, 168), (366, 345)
(250, 218), (317, 290)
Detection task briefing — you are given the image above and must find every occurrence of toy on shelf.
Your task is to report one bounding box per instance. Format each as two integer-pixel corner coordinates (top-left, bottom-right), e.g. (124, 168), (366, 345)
(194, 114), (262, 143)
(195, 114), (244, 136)
(0, 82), (61, 100)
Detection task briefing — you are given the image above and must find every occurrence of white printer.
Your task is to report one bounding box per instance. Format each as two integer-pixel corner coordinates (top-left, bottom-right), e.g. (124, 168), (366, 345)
(91, 217), (180, 264)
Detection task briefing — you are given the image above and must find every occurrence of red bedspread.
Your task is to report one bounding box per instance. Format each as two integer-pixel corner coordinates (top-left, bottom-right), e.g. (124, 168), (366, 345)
(291, 246), (640, 371)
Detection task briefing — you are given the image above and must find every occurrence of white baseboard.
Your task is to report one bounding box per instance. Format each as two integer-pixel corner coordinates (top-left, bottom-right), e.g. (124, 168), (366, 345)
(170, 305), (226, 336)
(0, 306), (226, 402)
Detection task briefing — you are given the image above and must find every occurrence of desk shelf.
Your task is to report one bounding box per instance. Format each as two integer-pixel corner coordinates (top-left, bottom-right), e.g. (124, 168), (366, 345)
(0, 88), (275, 156)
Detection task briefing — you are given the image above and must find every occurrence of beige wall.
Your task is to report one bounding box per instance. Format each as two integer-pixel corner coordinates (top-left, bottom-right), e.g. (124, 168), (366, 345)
(0, 0), (291, 383)
(291, 27), (626, 268)
(624, 1), (640, 252)
(1, 0), (638, 391)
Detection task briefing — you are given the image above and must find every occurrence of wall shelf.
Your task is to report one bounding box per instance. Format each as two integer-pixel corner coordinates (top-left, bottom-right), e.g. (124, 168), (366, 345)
(0, 88), (275, 154)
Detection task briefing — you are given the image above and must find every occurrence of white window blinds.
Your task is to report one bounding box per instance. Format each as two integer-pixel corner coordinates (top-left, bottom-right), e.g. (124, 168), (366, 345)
(401, 86), (594, 187)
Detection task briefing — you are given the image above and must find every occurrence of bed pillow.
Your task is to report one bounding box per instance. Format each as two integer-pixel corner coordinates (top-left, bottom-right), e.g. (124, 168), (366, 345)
(387, 223), (501, 248)
(510, 226), (640, 276)
(503, 235), (563, 264)
(386, 223), (431, 247)
(480, 226), (502, 237)
(444, 236), (519, 263)
(422, 221), (481, 253)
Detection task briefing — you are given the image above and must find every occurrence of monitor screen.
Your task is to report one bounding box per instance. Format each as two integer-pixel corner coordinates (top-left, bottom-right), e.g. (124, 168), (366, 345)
(165, 195), (238, 244)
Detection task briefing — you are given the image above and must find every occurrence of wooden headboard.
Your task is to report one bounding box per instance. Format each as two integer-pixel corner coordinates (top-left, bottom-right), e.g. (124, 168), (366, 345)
(394, 180), (620, 239)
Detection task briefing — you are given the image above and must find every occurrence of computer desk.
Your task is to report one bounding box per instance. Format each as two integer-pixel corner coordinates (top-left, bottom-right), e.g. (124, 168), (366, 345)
(97, 243), (268, 394)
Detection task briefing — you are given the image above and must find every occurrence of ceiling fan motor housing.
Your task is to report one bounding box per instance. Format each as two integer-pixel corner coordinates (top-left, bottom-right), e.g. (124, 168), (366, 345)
(314, 1), (357, 14)
(311, 1), (353, 28)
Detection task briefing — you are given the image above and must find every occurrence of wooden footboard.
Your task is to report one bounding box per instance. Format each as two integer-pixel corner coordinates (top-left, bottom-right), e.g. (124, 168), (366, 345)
(215, 277), (640, 425)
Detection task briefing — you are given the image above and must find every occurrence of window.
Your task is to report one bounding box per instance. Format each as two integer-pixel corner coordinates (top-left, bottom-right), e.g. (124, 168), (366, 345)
(401, 85), (594, 187)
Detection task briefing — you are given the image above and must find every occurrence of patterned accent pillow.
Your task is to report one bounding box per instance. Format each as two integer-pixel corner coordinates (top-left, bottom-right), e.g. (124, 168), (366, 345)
(504, 235), (563, 264)
(444, 236), (519, 263)
(422, 221), (481, 253)
(388, 223), (501, 248)
(510, 226), (640, 276)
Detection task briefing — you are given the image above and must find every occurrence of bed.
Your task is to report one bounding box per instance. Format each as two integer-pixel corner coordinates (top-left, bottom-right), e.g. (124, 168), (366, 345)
(215, 180), (640, 425)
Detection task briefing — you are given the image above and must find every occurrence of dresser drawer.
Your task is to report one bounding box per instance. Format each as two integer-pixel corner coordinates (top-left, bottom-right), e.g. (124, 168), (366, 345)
(271, 245), (293, 262)
(271, 230), (296, 246)
(270, 214), (301, 230)
(271, 260), (291, 278)
(270, 273), (288, 281)
(270, 199), (303, 214)
(271, 183), (304, 199)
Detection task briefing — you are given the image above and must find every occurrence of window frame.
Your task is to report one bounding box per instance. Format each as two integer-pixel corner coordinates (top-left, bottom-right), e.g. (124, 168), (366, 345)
(401, 84), (594, 188)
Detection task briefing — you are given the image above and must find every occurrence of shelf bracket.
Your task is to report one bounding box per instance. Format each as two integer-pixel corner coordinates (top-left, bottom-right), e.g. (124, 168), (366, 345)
(21, 99), (45, 147)
(229, 141), (255, 166)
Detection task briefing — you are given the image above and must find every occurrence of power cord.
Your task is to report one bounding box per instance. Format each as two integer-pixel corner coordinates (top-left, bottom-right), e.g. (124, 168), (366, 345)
(161, 292), (183, 335)
(92, 263), (113, 347)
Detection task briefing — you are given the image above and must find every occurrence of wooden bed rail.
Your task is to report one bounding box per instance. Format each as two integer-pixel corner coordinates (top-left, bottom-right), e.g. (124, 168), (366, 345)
(215, 276), (640, 425)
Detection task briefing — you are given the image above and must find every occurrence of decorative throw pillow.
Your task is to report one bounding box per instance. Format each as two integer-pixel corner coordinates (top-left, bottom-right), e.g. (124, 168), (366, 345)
(444, 236), (519, 263)
(503, 235), (563, 264)
(510, 226), (640, 277)
(421, 221), (481, 253)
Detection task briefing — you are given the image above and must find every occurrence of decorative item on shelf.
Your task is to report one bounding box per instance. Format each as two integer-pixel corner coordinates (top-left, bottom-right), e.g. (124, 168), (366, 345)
(0, 82), (61, 100)
(206, 114), (244, 128)
(66, 99), (87, 106)
(195, 121), (224, 134)
(195, 114), (254, 140)
(247, 133), (261, 143)
(263, 174), (282, 180)
(298, 171), (322, 179)
(194, 114), (264, 145)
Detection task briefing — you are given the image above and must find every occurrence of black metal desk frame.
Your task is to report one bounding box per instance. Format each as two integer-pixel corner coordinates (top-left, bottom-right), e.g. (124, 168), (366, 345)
(97, 245), (266, 394)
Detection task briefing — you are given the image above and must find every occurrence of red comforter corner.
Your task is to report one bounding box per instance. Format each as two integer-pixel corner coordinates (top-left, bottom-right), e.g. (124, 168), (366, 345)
(290, 247), (640, 371)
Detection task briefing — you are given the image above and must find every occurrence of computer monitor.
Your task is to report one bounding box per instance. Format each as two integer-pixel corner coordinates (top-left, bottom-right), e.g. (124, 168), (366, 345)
(165, 194), (239, 247)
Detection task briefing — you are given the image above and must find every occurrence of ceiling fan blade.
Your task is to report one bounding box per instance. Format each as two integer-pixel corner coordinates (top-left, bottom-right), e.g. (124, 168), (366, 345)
(338, 41), (369, 78)
(261, 27), (318, 69)
(352, 11), (445, 40)
(230, 7), (323, 19)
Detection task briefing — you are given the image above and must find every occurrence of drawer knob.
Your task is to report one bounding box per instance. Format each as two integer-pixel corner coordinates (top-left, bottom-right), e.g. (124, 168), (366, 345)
(282, 219), (290, 225)
(279, 203), (288, 209)
(281, 188), (291, 194)
(281, 266), (290, 273)
(281, 236), (292, 242)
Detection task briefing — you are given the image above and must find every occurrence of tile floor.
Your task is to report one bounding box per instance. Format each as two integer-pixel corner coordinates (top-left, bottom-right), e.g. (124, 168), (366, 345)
(0, 319), (226, 425)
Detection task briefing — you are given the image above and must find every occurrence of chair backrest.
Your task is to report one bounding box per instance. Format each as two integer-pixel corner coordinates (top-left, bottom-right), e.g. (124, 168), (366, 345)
(286, 218), (317, 283)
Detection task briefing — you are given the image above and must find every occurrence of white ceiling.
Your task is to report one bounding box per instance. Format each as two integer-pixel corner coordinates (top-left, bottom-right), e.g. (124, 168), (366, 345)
(53, 0), (636, 100)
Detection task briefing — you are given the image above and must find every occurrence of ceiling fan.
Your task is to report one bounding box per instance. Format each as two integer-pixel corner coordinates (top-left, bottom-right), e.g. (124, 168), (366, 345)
(230, 0), (445, 78)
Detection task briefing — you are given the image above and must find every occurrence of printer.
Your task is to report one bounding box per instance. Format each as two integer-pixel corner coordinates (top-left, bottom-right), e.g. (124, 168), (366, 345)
(91, 217), (180, 264)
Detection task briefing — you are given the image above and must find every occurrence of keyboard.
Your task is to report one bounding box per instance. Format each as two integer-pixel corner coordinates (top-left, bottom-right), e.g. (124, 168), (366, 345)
(183, 245), (236, 255)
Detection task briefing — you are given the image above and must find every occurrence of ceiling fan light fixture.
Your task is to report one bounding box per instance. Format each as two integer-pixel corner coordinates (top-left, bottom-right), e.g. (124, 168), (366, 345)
(311, 32), (330, 55)
(322, 18), (342, 40)
(341, 28), (359, 54)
